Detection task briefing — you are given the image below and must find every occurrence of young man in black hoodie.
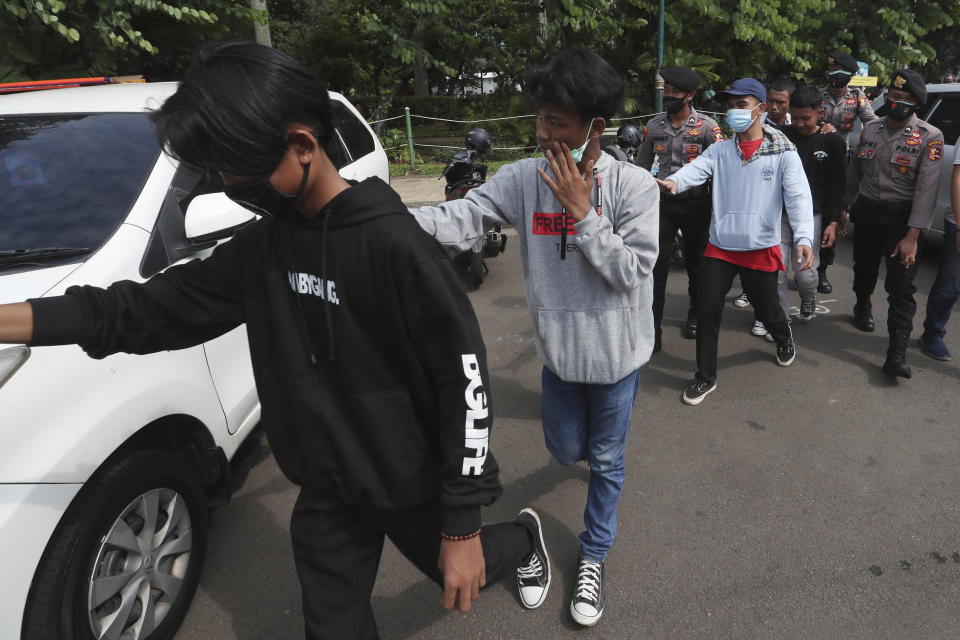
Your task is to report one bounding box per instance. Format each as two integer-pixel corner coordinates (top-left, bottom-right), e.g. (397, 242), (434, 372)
(0, 42), (550, 639)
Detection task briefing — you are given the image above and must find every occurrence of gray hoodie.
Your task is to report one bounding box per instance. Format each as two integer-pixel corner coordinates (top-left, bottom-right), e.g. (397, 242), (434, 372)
(410, 151), (660, 384)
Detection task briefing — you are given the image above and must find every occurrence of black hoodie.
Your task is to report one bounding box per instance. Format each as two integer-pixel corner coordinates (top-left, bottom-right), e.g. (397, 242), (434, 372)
(29, 177), (500, 535)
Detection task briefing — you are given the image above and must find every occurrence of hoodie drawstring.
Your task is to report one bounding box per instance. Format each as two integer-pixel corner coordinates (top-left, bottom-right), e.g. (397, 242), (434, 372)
(321, 209), (336, 361)
(284, 222), (322, 366)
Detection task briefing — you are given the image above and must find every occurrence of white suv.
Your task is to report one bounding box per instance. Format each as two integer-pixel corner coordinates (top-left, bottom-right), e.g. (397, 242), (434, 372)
(0, 82), (388, 640)
(920, 83), (960, 236)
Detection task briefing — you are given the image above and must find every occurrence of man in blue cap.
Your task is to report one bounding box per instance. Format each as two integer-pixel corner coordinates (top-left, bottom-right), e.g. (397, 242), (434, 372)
(655, 78), (815, 405)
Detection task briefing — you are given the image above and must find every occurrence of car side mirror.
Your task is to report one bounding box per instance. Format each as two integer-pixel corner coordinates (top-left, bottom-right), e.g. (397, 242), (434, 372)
(184, 193), (257, 245)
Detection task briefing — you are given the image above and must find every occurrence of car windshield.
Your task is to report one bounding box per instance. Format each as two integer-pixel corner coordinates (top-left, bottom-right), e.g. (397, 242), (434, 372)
(0, 113), (160, 262)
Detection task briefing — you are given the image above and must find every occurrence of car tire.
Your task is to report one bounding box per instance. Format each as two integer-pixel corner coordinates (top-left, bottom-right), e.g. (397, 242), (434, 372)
(22, 449), (208, 640)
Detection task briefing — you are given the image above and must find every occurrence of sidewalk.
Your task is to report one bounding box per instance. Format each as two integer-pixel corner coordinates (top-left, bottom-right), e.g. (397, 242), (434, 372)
(390, 174), (446, 208)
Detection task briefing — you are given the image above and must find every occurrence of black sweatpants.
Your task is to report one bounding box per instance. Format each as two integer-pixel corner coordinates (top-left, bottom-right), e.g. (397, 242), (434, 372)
(851, 198), (918, 331)
(652, 193), (711, 336)
(696, 256), (791, 384)
(290, 488), (532, 640)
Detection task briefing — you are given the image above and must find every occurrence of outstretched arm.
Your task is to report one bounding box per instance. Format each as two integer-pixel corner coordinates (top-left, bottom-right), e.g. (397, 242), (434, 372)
(0, 303), (33, 344)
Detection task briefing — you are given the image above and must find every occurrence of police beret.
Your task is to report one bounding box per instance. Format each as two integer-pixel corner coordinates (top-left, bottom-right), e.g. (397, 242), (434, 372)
(659, 66), (702, 91)
(827, 51), (858, 74)
(891, 68), (927, 104)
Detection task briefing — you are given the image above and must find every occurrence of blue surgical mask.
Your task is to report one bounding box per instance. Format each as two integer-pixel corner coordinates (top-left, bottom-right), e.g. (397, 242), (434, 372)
(570, 118), (596, 163)
(726, 105), (760, 133)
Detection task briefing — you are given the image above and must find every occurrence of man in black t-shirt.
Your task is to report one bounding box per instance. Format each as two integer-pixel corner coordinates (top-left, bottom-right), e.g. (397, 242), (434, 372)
(777, 84), (846, 321)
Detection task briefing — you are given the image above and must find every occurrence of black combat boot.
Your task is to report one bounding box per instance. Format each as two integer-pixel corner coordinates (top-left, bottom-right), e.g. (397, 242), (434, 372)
(817, 265), (832, 294)
(882, 328), (912, 379)
(852, 297), (874, 332)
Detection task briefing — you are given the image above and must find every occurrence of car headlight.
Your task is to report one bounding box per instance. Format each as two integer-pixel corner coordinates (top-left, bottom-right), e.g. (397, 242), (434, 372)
(0, 346), (29, 389)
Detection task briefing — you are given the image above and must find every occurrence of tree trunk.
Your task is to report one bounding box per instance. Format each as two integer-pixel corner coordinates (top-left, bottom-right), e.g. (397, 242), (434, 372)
(412, 15), (429, 96)
(249, 0), (272, 47)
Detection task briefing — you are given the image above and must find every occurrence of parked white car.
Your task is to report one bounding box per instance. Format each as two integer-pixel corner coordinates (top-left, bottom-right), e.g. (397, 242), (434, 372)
(920, 83), (960, 236)
(0, 81), (388, 640)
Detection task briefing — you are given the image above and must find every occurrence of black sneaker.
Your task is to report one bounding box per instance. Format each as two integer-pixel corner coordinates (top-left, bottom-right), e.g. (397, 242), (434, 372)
(799, 298), (815, 321)
(776, 328), (796, 366)
(683, 310), (698, 339)
(817, 276), (832, 294)
(570, 557), (604, 626)
(682, 376), (716, 405)
(515, 508), (550, 609)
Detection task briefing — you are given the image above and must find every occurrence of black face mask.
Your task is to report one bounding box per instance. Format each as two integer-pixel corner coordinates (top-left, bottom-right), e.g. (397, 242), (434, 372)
(885, 99), (917, 122)
(663, 95), (687, 114)
(223, 161), (311, 219)
(828, 70), (852, 89)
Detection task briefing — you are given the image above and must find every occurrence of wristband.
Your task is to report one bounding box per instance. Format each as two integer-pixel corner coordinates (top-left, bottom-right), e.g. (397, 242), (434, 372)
(440, 528), (481, 542)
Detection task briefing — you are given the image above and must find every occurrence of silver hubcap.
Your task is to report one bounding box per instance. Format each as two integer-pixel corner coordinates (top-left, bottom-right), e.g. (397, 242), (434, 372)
(87, 488), (193, 640)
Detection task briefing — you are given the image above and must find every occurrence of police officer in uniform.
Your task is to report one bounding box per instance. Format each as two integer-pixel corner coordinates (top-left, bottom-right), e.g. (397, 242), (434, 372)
(636, 65), (723, 351)
(846, 68), (944, 378)
(818, 51), (879, 295)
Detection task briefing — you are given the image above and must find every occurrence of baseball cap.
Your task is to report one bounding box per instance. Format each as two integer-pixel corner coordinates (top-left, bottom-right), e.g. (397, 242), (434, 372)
(715, 78), (767, 104)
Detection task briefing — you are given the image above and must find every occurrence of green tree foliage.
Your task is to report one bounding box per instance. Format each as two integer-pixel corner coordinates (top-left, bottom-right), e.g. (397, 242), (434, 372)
(0, 0), (258, 80)
(4, 0), (960, 117)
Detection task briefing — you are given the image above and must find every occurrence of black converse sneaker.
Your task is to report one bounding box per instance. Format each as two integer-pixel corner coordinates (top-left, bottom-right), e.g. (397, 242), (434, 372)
(570, 556), (604, 626)
(799, 298), (815, 321)
(776, 326), (796, 366)
(515, 508), (550, 609)
(682, 375), (716, 406)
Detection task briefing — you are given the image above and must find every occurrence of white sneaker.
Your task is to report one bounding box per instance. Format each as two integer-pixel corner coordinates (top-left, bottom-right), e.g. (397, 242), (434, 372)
(515, 508), (551, 609)
(570, 557), (604, 626)
(733, 292), (750, 308)
(751, 320), (767, 336)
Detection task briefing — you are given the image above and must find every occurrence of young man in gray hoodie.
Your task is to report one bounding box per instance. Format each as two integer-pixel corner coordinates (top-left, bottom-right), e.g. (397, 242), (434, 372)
(410, 49), (660, 626)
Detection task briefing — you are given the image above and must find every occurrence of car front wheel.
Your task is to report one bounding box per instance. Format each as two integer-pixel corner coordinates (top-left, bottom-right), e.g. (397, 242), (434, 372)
(22, 450), (208, 640)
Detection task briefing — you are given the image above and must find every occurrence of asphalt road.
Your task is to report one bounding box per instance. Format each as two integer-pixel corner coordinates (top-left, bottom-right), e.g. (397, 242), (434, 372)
(176, 184), (960, 640)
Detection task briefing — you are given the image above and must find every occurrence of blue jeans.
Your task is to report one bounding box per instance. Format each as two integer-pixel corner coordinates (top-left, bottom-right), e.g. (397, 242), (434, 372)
(923, 220), (960, 340)
(540, 366), (641, 562)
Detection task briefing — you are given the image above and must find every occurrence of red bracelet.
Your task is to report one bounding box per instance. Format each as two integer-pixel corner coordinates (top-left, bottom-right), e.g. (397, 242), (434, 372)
(440, 528), (481, 541)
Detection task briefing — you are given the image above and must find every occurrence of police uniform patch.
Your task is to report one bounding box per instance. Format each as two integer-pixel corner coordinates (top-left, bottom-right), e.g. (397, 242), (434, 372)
(894, 75), (907, 89)
(911, 130), (922, 139)
(858, 96), (868, 107)
(712, 125), (723, 142)
(694, 118), (703, 127)
(894, 155), (912, 166)
(686, 154), (697, 163)
(904, 138), (920, 146)
(898, 165), (910, 174)
(685, 144), (700, 154)
(846, 98), (856, 105)
(687, 129), (702, 136)
(865, 149), (875, 159)
(929, 145), (943, 161)
(655, 144), (665, 153)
